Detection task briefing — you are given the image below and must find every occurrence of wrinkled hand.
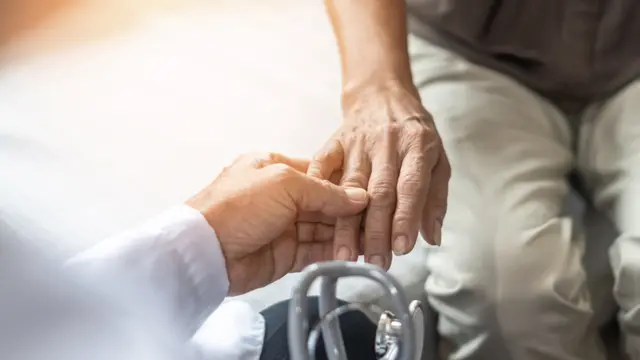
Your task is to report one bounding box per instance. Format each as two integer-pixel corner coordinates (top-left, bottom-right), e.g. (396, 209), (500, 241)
(308, 83), (450, 269)
(186, 153), (369, 295)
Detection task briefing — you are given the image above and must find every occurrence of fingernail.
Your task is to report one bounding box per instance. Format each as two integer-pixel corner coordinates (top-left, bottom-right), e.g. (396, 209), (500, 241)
(369, 255), (385, 269)
(393, 235), (408, 255)
(345, 188), (368, 203)
(336, 246), (351, 261)
(433, 220), (442, 246)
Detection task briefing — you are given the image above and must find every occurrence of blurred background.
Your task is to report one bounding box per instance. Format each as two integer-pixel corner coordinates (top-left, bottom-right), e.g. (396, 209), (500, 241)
(0, 0), (432, 311)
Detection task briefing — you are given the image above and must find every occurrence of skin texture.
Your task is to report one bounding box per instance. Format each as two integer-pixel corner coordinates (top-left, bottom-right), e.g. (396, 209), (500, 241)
(186, 153), (369, 296)
(308, 0), (451, 270)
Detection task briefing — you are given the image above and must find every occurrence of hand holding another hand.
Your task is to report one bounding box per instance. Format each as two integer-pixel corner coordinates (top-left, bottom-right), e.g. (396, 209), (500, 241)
(187, 153), (368, 295)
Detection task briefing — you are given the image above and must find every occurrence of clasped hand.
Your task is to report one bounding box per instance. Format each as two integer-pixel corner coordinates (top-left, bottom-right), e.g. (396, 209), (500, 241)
(187, 153), (368, 296)
(186, 84), (450, 295)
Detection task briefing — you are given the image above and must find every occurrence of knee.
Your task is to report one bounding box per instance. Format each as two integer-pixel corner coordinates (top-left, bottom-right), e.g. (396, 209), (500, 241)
(610, 235), (640, 309)
(424, 236), (498, 328)
(426, 218), (590, 329)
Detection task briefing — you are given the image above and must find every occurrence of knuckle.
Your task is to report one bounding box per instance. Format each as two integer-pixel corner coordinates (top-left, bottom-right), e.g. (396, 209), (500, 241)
(364, 229), (388, 248)
(352, 158), (371, 174)
(403, 125), (438, 150)
(396, 196), (419, 213)
(243, 152), (275, 168)
(268, 163), (296, 180)
(380, 122), (401, 135)
(375, 162), (398, 178)
(341, 172), (369, 188)
(417, 127), (438, 145)
(368, 165), (396, 185)
(405, 154), (428, 174)
(407, 121), (428, 135)
(369, 184), (396, 207)
(334, 221), (359, 243)
(392, 216), (411, 230)
(397, 173), (423, 195)
(233, 153), (268, 169)
(366, 231), (385, 243)
(265, 152), (282, 162)
(411, 138), (439, 158)
(393, 214), (413, 225)
(255, 152), (274, 162)
(339, 127), (365, 146)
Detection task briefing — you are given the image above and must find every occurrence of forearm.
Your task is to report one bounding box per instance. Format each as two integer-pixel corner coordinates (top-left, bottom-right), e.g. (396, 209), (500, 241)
(325, 0), (414, 96)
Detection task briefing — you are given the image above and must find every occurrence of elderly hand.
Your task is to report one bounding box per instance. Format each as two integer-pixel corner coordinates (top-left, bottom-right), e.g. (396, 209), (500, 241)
(307, 82), (450, 270)
(186, 153), (368, 295)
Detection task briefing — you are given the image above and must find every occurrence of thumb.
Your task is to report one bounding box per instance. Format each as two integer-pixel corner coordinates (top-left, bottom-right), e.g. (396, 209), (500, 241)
(287, 173), (368, 217)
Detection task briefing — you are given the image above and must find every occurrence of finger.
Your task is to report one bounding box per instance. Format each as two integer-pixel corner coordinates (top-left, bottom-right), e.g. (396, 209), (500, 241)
(296, 165), (339, 237)
(391, 149), (431, 255)
(277, 166), (369, 216)
(269, 225), (303, 282)
(298, 172), (344, 227)
(333, 216), (363, 261)
(231, 152), (274, 168)
(329, 170), (343, 184)
(291, 242), (334, 272)
(313, 223), (335, 242)
(295, 163), (338, 241)
(233, 152), (311, 171)
(297, 212), (337, 225)
(296, 222), (335, 242)
(421, 148), (451, 246)
(307, 139), (344, 179)
(355, 230), (391, 268)
(333, 139), (370, 261)
(262, 153), (311, 171)
(363, 144), (399, 270)
(271, 224), (335, 279)
(295, 170), (345, 224)
(267, 155), (311, 173)
(296, 222), (316, 243)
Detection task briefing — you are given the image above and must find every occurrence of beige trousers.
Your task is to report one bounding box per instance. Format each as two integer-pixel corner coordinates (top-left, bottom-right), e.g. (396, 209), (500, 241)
(409, 35), (640, 360)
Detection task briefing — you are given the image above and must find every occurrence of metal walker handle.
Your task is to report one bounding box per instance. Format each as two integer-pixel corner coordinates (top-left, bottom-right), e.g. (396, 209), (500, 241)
(287, 261), (417, 360)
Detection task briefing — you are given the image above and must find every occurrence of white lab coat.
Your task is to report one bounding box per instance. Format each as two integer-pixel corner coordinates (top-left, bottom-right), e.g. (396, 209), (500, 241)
(0, 206), (265, 360)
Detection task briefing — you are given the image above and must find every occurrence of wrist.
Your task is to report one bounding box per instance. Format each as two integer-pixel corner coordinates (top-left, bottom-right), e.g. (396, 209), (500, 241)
(185, 196), (237, 285)
(342, 69), (414, 94)
(341, 77), (420, 110)
(187, 199), (256, 296)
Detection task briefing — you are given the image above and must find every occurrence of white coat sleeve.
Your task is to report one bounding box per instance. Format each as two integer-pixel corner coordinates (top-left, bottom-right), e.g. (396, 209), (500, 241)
(66, 205), (265, 360)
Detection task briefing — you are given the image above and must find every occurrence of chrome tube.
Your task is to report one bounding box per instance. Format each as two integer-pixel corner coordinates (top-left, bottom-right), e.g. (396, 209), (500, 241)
(287, 261), (418, 360)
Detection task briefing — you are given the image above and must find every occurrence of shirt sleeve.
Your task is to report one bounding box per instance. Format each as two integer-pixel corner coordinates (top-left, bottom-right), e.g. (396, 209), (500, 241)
(66, 205), (230, 340)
